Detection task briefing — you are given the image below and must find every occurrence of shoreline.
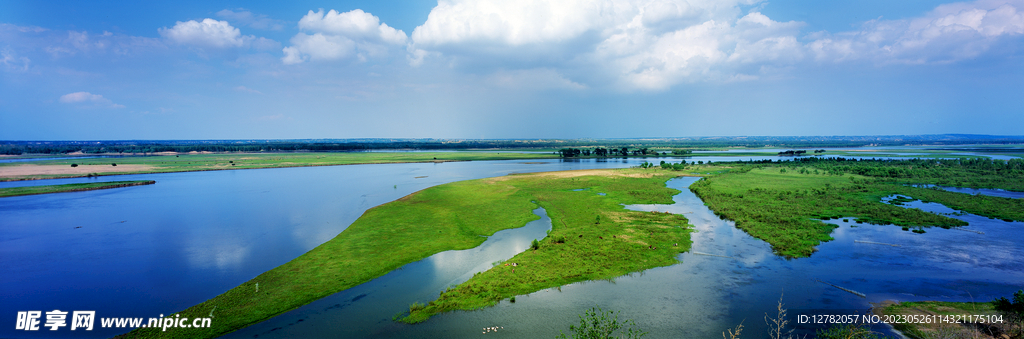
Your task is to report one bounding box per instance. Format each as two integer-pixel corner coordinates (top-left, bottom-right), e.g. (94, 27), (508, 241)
(0, 159), (471, 182)
(0, 180), (156, 198)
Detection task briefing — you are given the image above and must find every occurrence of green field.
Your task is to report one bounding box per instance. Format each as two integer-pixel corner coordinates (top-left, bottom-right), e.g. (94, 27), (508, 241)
(689, 158), (1024, 257)
(120, 168), (690, 338)
(0, 180), (155, 197)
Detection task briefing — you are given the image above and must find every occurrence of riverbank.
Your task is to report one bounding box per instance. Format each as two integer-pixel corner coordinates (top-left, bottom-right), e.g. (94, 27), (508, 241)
(0, 152), (558, 181)
(0, 180), (155, 197)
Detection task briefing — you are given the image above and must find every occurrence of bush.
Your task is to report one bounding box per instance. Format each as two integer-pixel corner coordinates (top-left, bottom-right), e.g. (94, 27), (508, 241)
(556, 307), (646, 339)
(531, 239), (540, 250)
(993, 289), (1024, 337)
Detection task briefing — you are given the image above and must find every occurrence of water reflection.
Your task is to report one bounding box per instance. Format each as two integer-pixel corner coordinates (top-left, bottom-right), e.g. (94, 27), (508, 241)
(224, 208), (552, 338)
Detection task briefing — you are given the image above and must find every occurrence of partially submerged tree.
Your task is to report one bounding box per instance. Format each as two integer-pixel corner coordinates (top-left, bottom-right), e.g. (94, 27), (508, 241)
(556, 307), (646, 339)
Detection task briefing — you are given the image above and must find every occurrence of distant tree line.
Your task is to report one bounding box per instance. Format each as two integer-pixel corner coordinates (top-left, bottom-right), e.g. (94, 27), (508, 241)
(777, 149), (826, 156)
(1, 135), (1020, 155)
(559, 147), (677, 157)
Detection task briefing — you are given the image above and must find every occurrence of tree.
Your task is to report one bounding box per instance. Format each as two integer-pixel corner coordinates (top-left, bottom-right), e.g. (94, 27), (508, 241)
(993, 289), (1024, 337)
(556, 307), (646, 339)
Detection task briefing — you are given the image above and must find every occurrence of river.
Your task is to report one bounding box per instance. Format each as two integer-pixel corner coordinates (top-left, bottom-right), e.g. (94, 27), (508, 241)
(2, 157), (1022, 338)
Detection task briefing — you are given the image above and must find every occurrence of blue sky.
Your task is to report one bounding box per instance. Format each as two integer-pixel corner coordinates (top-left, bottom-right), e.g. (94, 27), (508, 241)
(2, 0), (1023, 140)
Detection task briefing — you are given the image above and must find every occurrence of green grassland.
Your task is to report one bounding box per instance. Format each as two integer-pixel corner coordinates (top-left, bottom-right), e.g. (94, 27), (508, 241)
(0, 152), (558, 181)
(0, 180), (155, 197)
(688, 158), (1024, 257)
(400, 170), (692, 323)
(120, 168), (690, 338)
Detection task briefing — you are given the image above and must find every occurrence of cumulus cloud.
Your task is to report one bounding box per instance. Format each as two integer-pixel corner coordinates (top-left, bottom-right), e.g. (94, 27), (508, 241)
(409, 0), (799, 90)
(809, 0), (1024, 64)
(281, 9), (408, 64)
(159, 19), (250, 48)
(216, 9), (286, 31)
(405, 0), (1024, 90)
(59, 92), (124, 108)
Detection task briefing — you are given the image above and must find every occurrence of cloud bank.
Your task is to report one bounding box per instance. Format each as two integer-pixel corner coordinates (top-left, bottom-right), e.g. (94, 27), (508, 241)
(402, 0), (1024, 90)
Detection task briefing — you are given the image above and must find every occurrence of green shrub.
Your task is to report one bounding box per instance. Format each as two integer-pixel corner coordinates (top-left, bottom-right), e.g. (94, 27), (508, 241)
(555, 307), (645, 339)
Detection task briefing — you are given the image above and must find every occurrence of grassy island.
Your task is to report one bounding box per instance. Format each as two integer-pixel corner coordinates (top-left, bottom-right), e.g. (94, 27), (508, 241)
(0, 180), (156, 198)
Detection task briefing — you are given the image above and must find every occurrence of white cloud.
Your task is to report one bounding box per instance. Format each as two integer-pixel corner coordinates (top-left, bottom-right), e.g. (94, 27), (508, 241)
(406, 0), (1024, 90)
(409, 0), (799, 90)
(59, 92), (124, 108)
(809, 0), (1024, 64)
(159, 19), (250, 48)
(45, 31), (115, 57)
(216, 9), (285, 31)
(281, 9), (408, 64)
(1, 48), (30, 72)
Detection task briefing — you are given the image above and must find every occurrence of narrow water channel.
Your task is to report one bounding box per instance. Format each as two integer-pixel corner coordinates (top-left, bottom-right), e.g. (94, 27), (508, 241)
(225, 207), (551, 338)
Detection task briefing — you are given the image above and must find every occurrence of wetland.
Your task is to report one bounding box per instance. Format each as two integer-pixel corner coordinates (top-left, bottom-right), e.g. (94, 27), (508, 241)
(2, 150), (1022, 338)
